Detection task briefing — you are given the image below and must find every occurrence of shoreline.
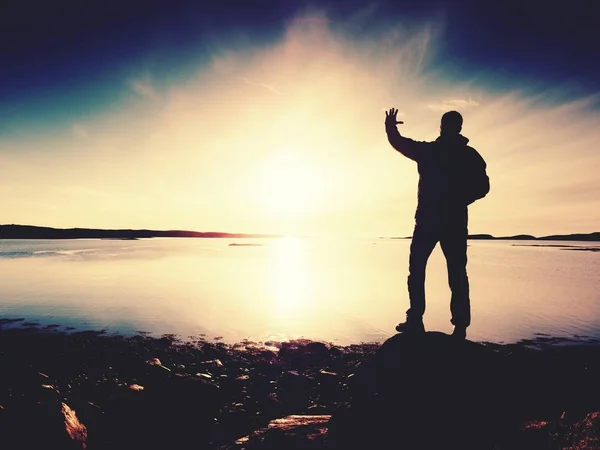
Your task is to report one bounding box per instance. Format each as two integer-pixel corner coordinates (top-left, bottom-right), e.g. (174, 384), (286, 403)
(1, 321), (600, 448)
(1, 224), (599, 241)
(4, 315), (600, 344)
(3, 316), (600, 348)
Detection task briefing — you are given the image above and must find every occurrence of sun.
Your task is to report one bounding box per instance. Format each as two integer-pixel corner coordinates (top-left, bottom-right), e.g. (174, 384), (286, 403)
(255, 151), (327, 220)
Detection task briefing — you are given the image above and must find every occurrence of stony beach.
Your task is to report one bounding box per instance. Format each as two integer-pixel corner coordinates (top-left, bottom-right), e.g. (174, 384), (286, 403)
(1, 319), (599, 449)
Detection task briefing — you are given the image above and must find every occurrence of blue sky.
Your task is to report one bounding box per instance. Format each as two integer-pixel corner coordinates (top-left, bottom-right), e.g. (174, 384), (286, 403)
(4, 0), (598, 137)
(1, 0), (599, 236)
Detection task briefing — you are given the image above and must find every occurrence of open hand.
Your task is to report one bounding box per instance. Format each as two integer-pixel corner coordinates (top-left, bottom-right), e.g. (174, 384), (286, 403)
(385, 108), (404, 127)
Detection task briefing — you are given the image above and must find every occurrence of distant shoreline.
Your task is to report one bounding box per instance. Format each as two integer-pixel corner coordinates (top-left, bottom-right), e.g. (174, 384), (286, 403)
(381, 232), (600, 242)
(1, 224), (599, 242)
(0, 224), (281, 240)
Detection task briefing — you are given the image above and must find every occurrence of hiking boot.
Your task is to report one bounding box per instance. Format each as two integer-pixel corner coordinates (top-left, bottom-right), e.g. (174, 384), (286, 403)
(451, 325), (467, 340)
(395, 318), (425, 334)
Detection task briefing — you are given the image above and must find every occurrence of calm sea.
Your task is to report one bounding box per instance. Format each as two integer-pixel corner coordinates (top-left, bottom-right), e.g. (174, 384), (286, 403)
(0, 238), (599, 344)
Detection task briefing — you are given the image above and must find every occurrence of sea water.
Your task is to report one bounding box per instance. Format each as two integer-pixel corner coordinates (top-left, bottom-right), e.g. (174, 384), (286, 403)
(0, 238), (599, 344)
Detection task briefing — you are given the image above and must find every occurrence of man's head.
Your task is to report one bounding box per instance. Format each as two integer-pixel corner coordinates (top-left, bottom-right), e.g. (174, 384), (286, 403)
(440, 111), (463, 136)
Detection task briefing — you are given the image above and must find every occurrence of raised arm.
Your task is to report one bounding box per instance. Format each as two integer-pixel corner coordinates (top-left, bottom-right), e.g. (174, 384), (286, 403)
(385, 108), (428, 162)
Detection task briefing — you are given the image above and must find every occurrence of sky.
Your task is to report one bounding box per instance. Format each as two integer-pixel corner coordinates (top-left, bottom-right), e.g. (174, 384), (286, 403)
(1, 0), (599, 238)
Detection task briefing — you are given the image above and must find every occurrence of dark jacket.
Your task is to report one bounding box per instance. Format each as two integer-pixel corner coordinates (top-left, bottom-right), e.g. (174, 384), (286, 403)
(386, 125), (489, 223)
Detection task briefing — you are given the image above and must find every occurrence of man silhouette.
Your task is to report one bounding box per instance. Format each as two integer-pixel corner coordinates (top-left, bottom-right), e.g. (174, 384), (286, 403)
(385, 108), (489, 339)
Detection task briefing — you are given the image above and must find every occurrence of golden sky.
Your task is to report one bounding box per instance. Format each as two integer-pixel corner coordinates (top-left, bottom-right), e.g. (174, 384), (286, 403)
(2, 13), (599, 237)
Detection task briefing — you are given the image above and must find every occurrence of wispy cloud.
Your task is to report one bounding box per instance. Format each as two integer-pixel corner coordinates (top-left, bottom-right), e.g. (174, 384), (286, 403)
(239, 76), (284, 95)
(427, 98), (480, 112)
(129, 75), (156, 99)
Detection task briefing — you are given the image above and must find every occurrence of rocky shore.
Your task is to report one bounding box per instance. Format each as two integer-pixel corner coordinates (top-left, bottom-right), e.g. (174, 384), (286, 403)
(1, 320), (599, 449)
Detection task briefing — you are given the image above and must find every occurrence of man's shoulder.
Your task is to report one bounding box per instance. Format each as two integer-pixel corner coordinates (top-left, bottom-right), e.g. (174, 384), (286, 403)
(463, 144), (481, 156)
(464, 145), (486, 166)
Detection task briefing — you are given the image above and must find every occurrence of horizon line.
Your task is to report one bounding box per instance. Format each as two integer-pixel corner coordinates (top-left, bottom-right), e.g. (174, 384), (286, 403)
(1, 224), (599, 241)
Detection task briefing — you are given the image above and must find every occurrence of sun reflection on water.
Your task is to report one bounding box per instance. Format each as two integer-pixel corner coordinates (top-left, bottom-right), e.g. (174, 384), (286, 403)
(269, 237), (316, 320)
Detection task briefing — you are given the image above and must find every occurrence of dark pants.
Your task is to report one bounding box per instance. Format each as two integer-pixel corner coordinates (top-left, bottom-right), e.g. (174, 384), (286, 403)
(406, 216), (471, 327)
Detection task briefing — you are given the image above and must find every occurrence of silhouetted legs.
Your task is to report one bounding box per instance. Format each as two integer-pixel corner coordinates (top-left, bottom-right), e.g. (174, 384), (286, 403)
(406, 218), (470, 328)
(440, 224), (470, 327)
(406, 224), (438, 321)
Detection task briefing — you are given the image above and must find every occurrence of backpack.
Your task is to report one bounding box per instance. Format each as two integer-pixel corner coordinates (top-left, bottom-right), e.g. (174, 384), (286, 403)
(465, 149), (490, 205)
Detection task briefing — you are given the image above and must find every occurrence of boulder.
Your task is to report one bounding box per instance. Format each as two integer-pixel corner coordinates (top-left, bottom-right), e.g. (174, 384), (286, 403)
(329, 332), (511, 450)
(565, 412), (600, 450)
(0, 383), (87, 450)
(85, 371), (221, 449)
(220, 414), (331, 449)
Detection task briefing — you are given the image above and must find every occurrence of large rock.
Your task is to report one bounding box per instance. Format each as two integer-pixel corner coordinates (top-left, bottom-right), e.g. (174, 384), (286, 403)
(220, 415), (331, 449)
(89, 371), (221, 449)
(565, 412), (600, 450)
(329, 332), (512, 450)
(0, 379), (87, 450)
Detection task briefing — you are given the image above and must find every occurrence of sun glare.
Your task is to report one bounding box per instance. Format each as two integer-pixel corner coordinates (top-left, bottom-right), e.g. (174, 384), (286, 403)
(269, 237), (314, 313)
(256, 151), (328, 220)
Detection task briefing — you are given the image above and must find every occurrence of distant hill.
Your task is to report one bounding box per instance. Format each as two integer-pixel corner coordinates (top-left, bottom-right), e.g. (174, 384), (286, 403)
(380, 232), (600, 242)
(2, 225), (599, 242)
(0, 225), (281, 240)
(538, 232), (600, 241)
(468, 234), (537, 240)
